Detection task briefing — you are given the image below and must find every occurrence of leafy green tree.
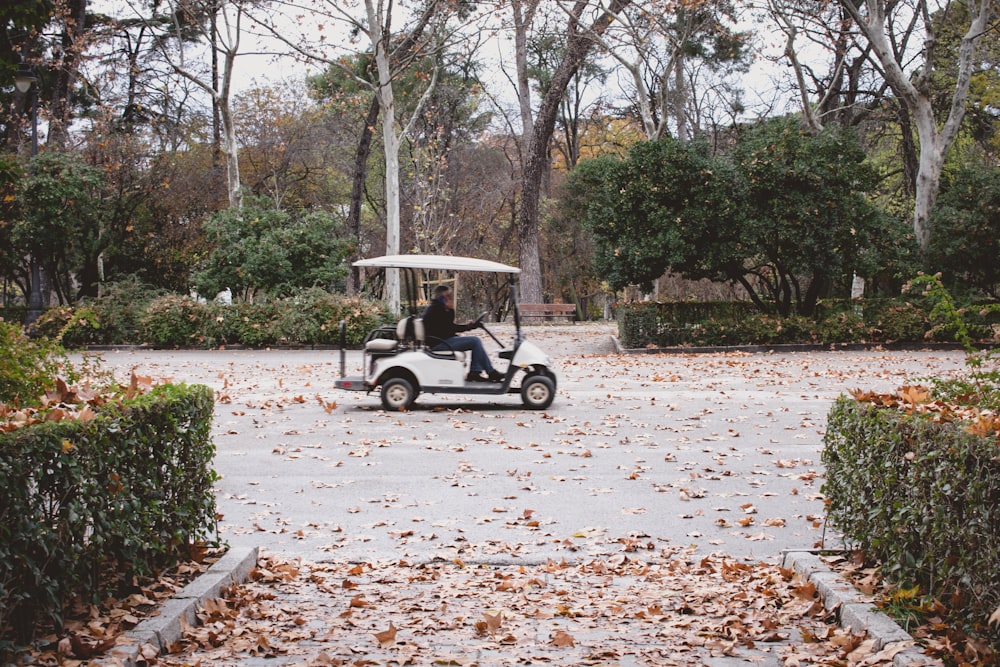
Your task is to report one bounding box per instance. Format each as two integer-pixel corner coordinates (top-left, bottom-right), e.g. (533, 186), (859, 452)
(575, 138), (744, 293)
(927, 164), (1000, 297)
(192, 196), (353, 300)
(732, 117), (902, 314)
(576, 117), (902, 315)
(15, 150), (111, 304)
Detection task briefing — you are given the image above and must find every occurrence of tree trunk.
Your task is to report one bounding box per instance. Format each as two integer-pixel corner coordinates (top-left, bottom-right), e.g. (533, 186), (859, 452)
(346, 100), (381, 294)
(371, 13), (402, 314)
(673, 52), (688, 142)
(516, 0), (632, 303)
(512, 0), (539, 159)
(48, 0), (88, 146)
(840, 0), (991, 254)
(217, 70), (243, 210)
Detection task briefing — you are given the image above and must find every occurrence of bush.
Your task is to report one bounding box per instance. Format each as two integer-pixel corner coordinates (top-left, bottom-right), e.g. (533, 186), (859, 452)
(276, 288), (392, 346)
(866, 302), (928, 343)
(0, 320), (75, 407)
(616, 291), (1000, 348)
(123, 291), (392, 348)
(217, 301), (281, 347)
(823, 396), (1000, 644)
(30, 306), (103, 347)
(86, 277), (165, 344)
(816, 311), (868, 344)
(142, 295), (215, 348)
(738, 314), (814, 344)
(0, 383), (217, 645)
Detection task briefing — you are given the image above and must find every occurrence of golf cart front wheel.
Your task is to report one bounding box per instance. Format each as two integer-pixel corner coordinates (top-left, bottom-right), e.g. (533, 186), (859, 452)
(521, 374), (555, 409)
(381, 377), (417, 411)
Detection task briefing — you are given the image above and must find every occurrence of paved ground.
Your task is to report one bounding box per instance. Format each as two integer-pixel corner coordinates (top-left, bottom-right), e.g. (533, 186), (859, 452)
(84, 323), (966, 665)
(89, 322), (965, 565)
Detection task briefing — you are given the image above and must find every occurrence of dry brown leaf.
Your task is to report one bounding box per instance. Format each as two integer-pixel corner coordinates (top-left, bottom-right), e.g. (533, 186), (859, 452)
(373, 622), (397, 647)
(550, 630), (575, 647)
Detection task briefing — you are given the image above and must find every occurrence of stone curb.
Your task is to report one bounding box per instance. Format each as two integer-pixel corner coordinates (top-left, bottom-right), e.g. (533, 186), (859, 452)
(96, 546), (259, 667)
(782, 551), (941, 666)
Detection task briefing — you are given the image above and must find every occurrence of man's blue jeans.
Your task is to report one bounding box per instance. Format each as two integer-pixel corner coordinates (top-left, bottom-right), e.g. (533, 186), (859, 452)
(434, 336), (495, 374)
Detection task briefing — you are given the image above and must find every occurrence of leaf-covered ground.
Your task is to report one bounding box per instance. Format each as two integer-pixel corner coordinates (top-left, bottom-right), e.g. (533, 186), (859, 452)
(72, 324), (972, 665)
(159, 549), (913, 666)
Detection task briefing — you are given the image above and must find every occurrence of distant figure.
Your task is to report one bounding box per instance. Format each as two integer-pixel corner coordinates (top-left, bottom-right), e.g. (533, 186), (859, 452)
(422, 284), (504, 382)
(215, 287), (232, 306)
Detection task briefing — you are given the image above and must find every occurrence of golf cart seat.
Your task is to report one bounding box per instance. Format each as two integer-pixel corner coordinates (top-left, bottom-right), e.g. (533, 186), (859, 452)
(364, 316), (425, 352)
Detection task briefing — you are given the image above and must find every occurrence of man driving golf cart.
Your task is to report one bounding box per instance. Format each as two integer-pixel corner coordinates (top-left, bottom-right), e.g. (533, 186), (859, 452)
(423, 284), (505, 382)
(335, 254), (557, 411)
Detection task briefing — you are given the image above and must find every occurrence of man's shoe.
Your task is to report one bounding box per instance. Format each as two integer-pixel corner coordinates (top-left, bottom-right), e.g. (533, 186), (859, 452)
(488, 370), (505, 382)
(466, 372), (490, 382)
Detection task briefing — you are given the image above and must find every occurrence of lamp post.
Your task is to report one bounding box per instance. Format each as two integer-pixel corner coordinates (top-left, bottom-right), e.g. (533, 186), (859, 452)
(14, 62), (42, 327)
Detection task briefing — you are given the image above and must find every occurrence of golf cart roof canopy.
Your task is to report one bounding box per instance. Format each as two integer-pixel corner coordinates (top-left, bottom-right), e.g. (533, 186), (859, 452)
(354, 254), (520, 274)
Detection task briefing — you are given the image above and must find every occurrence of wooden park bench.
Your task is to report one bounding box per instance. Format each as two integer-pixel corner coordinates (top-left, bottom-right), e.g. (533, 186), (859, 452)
(519, 303), (577, 322)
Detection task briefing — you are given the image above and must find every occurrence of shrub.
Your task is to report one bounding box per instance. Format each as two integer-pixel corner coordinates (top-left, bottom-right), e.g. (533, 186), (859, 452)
(217, 301), (281, 347)
(739, 314), (814, 344)
(86, 277), (165, 344)
(0, 320), (74, 407)
(866, 302), (928, 343)
(0, 383), (217, 644)
(30, 306), (103, 347)
(816, 311), (868, 344)
(142, 295), (215, 348)
(276, 289), (393, 346)
(823, 396), (1000, 644)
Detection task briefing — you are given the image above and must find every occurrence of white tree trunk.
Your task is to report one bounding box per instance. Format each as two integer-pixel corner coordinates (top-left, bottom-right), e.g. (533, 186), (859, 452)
(842, 0), (992, 253)
(218, 83), (242, 211)
(156, 0), (244, 210)
(369, 0), (402, 314)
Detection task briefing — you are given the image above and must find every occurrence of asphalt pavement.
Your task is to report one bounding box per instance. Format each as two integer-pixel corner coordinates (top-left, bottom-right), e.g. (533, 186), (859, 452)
(85, 322), (967, 565)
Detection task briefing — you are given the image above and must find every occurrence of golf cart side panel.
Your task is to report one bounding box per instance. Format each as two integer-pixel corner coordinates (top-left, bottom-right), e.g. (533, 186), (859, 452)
(372, 350), (465, 387)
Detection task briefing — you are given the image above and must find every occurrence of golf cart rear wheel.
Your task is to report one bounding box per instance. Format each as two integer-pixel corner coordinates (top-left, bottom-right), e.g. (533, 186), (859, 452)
(521, 374), (555, 409)
(381, 377), (417, 411)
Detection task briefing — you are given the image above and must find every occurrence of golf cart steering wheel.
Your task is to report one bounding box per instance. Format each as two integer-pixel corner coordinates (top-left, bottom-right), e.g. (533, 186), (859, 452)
(474, 310), (489, 328)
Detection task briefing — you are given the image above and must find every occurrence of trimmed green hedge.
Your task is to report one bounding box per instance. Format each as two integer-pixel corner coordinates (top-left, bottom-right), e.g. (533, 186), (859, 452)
(27, 288), (392, 349)
(0, 384), (217, 644)
(617, 297), (1000, 348)
(822, 397), (1000, 637)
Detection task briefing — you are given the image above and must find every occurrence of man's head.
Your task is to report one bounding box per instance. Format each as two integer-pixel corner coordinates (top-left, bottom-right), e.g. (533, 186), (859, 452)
(434, 284), (453, 306)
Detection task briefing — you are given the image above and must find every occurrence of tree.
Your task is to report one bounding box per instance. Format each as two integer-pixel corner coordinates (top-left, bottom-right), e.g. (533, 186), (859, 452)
(514, 0), (632, 304)
(255, 0), (471, 313)
(732, 117), (900, 314)
(763, 0), (889, 134)
(927, 164), (1000, 296)
(575, 117), (899, 315)
(838, 0), (996, 254)
(597, 0), (751, 141)
(14, 150), (110, 304)
(576, 137), (744, 292)
(121, 0), (253, 209)
(0, 0), (52, 148)
(192, 196), (353, 300)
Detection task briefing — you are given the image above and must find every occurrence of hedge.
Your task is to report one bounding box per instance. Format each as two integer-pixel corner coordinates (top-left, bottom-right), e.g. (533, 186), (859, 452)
(0, 383), (218, 644)
(618, 297), (1000, 348)
(29, 289), (393, 349)
(822, 397), (1000, 636)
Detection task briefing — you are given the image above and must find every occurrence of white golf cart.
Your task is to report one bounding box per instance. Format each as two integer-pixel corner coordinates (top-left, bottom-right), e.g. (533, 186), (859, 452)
(334, 255), (557, 411)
